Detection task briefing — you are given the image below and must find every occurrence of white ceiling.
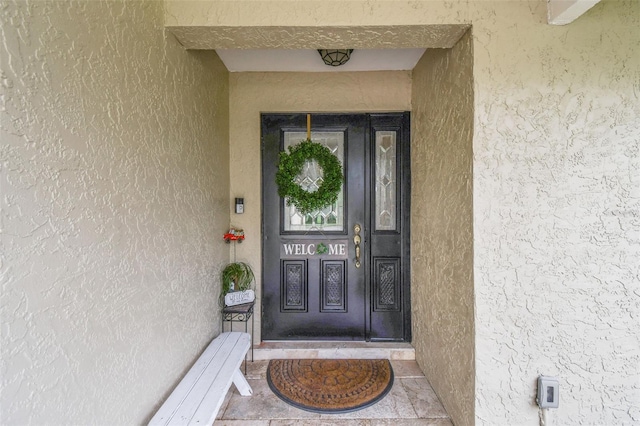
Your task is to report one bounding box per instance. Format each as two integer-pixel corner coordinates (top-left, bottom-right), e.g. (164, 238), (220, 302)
(216, 48), (427, 72)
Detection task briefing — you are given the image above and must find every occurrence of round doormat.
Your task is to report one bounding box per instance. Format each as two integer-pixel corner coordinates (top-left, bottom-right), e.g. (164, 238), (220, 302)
(266, 359), (394, 413)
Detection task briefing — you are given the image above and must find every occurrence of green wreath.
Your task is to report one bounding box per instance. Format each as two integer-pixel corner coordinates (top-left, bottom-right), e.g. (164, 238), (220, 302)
(276, 139), (343, 214)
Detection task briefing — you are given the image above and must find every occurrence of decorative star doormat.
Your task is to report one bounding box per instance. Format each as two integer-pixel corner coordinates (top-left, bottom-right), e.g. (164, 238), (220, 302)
(266, 359), (394, 413)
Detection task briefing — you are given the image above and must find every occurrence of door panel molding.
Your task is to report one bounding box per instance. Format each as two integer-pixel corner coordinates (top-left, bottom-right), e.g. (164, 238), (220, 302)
(281, 260), (307, 312)
(373, 257), (401, 312)
(320, 260), (347, 312)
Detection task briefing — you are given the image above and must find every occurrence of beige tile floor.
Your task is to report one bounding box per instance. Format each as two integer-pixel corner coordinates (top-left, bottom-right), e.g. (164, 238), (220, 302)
(215, 360), (453, 426)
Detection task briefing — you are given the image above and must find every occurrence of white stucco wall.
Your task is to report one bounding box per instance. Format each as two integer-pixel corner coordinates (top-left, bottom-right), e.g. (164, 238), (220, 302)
(1, 1), (230, 424)
(2, 0), (637, 424)
(472, 2), (640, 424)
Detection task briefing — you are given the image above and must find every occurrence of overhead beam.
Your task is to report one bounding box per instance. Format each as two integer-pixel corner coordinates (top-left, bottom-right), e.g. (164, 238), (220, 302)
(165, 25), (470, 50)
(547, 0), (601, 25)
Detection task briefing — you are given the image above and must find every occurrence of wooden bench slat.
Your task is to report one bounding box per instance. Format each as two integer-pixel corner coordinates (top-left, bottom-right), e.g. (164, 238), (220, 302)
(187, 338), (252, 424)
(152, 333), (241, 423)
(171, 334), (250, 425)
(149, 332), (252, 426)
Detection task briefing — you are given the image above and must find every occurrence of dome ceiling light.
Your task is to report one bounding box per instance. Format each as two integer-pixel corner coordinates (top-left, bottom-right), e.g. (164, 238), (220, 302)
(317, 49), (354, 66)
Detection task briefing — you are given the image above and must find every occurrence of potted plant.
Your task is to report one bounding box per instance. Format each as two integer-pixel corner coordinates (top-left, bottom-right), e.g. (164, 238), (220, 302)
(220, 261), (255, 306)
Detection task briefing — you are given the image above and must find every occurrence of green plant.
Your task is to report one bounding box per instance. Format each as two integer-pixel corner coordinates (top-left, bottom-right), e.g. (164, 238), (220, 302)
(220, 261), (255, 304)
(276, 139), (343, 214)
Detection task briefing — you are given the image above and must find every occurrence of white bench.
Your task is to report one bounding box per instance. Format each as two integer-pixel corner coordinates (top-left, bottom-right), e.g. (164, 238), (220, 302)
(149, 332), (253, 426)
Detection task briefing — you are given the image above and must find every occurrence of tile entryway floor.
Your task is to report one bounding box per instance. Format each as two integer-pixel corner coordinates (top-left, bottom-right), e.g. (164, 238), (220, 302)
(215, 360), (453, 425)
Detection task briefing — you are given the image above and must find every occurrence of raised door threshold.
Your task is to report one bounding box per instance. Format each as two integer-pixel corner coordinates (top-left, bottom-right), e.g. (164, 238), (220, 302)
(253, 341), (415, 361)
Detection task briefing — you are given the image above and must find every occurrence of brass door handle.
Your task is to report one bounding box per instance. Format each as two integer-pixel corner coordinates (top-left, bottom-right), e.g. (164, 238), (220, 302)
(354, 224), (362, 268)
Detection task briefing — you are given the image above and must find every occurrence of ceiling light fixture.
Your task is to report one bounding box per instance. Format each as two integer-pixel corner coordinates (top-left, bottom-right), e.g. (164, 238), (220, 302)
(317, 49), (354, 67)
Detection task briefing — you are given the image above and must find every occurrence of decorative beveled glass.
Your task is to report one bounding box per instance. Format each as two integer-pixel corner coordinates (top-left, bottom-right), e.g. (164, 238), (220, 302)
(375, 131), (397, 231)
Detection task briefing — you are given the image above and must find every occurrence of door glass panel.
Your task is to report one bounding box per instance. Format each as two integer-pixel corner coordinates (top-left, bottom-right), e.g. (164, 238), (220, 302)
(375, 131), (397, 231)
(283, 132), (344, 232)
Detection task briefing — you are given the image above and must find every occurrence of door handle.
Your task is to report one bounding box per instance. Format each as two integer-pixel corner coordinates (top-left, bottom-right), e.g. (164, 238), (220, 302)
(353, 224), (362, 268)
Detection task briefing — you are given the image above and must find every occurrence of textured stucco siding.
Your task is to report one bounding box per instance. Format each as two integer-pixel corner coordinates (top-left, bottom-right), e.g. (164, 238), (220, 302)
(472, 1), (640, 424)
(412, 30), (475, 426)
(228, 71), (412, 343)
(1, 1), (229, 424)
(2, 0), (638, 425)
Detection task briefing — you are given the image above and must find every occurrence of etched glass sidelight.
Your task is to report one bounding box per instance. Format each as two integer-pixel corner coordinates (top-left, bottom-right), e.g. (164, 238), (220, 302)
(375, 131), (397, 231)
(283, 132), (344, 232)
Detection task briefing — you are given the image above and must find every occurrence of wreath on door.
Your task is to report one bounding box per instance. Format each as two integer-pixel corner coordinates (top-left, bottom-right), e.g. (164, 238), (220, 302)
(276, 139), (343, 214)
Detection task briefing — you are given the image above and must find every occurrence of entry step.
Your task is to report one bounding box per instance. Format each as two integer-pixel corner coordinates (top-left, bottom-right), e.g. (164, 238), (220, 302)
(252, 341), (415, 361)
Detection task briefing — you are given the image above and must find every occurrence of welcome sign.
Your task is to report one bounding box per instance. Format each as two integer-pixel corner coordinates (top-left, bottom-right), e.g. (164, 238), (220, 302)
(281, 240), (349, 258)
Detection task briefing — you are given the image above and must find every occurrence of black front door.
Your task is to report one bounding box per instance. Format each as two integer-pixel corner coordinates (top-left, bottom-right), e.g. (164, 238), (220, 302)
(261, 113), (411, 341)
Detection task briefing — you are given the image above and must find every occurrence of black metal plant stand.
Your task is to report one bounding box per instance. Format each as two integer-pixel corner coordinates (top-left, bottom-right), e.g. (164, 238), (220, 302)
(221, 301), (255, 373)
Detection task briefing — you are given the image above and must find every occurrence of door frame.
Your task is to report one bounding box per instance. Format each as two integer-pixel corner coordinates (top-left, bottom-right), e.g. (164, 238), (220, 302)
(260, 112), (411, 342)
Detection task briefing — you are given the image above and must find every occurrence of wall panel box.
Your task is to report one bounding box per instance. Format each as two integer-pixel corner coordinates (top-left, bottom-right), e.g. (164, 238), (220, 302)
(537, 376), (559, 409)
